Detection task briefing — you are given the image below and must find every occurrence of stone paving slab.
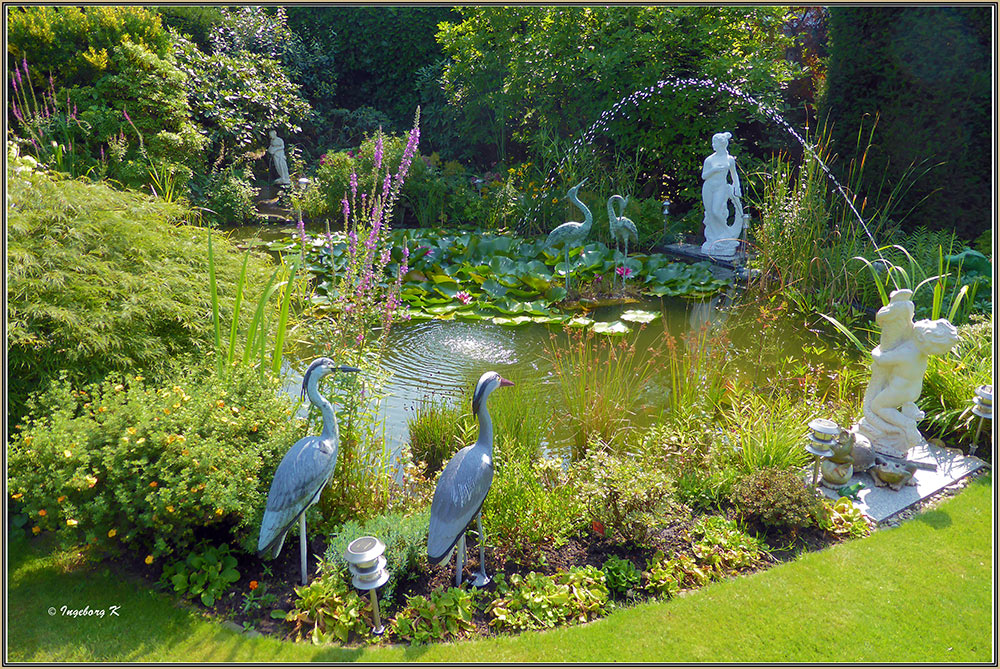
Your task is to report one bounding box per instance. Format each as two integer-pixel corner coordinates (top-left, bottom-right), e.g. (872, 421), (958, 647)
(817, 441), (988, 522)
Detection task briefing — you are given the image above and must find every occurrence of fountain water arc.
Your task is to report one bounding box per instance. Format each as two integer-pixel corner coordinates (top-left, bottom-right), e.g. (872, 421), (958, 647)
(524, 76), (882, 258)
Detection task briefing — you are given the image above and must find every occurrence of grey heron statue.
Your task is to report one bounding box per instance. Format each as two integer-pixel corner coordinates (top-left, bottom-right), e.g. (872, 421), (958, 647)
(608, 194), (638, 292)
(427, 371), (514, 587)
(545, 179), (593, 292)
(258, 357), (360, 586)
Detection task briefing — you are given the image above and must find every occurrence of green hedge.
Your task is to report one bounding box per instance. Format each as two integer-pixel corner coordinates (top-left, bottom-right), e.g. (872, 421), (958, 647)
(820, 7), (992, 241)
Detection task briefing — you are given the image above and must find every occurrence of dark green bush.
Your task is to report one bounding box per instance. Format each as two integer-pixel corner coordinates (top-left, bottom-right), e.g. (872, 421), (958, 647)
(8, 364), (303, 560)
(323, 508), (430, 604)
(821, 6), (991, 241)
(570, 448), (689, 548)
(601, 556), (641, 598)
(173, 34), (312, 161)
(6, 163), (278, 424)
(287, 6), (457, 128)
(196, 165), (260, 226)
(728, 467), (826, 533)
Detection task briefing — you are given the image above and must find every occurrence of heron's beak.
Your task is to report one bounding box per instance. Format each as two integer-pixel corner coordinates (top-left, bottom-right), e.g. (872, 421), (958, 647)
(337, 365), (361, 373)
(577, 178), (589, 188)
(499, 377), (514, 387)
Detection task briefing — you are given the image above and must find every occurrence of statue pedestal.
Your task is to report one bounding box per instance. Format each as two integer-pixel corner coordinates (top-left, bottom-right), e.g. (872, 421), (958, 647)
(700, 239), (739, 258)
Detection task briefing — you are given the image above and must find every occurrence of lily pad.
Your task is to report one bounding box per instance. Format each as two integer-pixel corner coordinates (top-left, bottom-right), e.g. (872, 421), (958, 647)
(620, 309), (660, 324)
(592, 320), (632, 335)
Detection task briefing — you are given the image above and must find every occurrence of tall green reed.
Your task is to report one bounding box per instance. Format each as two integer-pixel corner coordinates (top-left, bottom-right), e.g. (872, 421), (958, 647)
(546, 325), (662, 455)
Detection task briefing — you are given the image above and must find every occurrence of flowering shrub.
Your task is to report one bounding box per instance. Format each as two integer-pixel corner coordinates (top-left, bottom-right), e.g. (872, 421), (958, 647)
(8, 365), (303, 559)
(728, 467), (826, 533)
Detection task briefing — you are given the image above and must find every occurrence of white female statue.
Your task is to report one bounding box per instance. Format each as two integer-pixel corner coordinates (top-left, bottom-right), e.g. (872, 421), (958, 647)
(857, 289), (959, 458)
(268, 130), (291, 186)
(700, 132), (744, 257)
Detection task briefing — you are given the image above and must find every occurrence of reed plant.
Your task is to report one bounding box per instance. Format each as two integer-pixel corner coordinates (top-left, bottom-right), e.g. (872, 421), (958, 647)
(720, 390), (812, 474)
(407, 398), (475, 475)
(546, 325), (663, 455)
(660, 321), (732, 420)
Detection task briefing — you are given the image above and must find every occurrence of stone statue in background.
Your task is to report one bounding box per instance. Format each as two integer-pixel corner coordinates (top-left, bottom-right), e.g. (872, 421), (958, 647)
(857, 289), (960, 458)
(268, 130), (291, 186)
(700, 132), (744, 258)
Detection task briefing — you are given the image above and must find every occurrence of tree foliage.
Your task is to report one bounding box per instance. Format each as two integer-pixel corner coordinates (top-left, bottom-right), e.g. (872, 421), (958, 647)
(820, 7), (991, 241)
(436, 6), (801, 202)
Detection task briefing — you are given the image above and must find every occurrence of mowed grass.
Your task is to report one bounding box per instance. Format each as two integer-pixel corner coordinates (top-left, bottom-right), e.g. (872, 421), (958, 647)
(8, 474), (993, 663)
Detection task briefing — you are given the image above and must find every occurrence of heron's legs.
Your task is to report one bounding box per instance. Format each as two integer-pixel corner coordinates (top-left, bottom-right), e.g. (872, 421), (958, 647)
(470, 513), (491, 587)
(299, 514), (308, 586)
(563, 247), (570, 291)
(622, 238), (629, 292)
(455, 533), (466, 587)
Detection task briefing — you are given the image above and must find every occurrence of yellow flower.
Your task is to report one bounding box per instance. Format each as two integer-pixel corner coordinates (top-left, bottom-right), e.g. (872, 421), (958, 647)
(166, 506), (174, 513)
(166, 434), (176, 444)
(144, 555), (154, 565)
(38, 509), (47, 517)
(98, 406), (106, 413)
(12, 493), (22, 500)
(176, 435), (186, 443)
(215, 508), (223, 516)
(66, 519), (78, 527)
(114, 384), (124, 391)
(135, 375), (144, 382)
(136, 437), (146, 445)
(32, 526), (41, 535)
(216, 400), (225, 408)
(57, 495), (66, 503)
(127, 427), (137, 435)
(172, 385), (182, 393)
(63, 450), (72, 458)
(108, 529), (117, 538)
(163, 408), (171, 415)
(85, 475), (98, 488)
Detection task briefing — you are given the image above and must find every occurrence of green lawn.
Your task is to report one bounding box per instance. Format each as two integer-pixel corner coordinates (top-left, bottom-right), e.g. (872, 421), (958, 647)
(8, 474), (994, 663)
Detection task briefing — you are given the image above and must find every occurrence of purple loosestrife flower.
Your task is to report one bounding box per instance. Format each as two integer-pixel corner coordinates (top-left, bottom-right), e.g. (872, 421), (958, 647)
(14, 67), (21, 86)
(373, 132), (383, 171)
(297, 218), (306, 244)
(393, 126), (420, 188)
(350, 169), (358, 199)
(123, 108), (132, 124)
(341, 197), (350, 221)
(12, 101), (22, 122)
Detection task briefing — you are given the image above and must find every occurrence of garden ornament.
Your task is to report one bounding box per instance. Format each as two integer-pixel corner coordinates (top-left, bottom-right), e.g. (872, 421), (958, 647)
(971, 384), (992, 457)
(607, 194), (638, 292)
(857, 289), (960, 459)
(343, 536), (389, 635)
(545, 179), (593, 291)
(820, 427), (856, 488)
(837, 482), (865, 501)
(427, 371), (514, 587)
(268, 130), (291, 186)
(700, 132), (744, 258)
(258, 358), (360, 585)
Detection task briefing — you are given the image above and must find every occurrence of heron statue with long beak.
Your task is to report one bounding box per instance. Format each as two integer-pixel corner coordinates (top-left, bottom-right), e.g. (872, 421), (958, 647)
(545, 179), (593, 292)
(258, 358), (359, 585)
(427, 371), (514, 587)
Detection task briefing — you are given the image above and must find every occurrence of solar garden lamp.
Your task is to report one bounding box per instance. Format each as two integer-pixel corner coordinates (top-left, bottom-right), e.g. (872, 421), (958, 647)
(971, 384), (993, 458)
(343, 536), (389, 636)
(806, 419), (838, 488)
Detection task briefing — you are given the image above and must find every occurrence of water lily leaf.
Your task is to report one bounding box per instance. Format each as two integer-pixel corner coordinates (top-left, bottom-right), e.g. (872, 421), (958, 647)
(621, 309), (660, 324)
(545, 285), (568, 302)
(505, 286), (537, 299)
(455, 310), (491, 321)
(434, 283), (461, 298)
(480, 279), (508, 298)
(426, 304), (459, 315)
(565, 316), (594, 328)
(647, 285), (681, 297)
(430, 273), (455, 284)
(492, 315), (533, 326)
(592, 320), (632, 335)
(489, 256), (516, 276)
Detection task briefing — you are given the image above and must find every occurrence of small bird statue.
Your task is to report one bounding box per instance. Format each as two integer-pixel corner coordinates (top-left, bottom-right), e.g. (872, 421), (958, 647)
(427, 371), (514, 587)
(258, 357), (359, 586)
(545, 179), (593, 292)
(608, 194), (638, 292)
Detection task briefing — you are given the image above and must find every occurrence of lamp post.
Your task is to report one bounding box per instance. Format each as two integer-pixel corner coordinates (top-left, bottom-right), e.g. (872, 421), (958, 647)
(971, 384), (993, 458)
(343, 536), (389, 636)
(806, 418), (838, 487)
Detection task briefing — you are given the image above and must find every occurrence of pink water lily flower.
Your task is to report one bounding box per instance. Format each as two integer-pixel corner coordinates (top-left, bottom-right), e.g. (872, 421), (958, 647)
(615, 266), (633, 278)
(457, 291), (473, 305)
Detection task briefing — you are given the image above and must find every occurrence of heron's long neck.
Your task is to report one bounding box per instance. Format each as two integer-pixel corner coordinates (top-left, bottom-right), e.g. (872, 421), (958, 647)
(307, 376), (339, 444)
(607, 199), (617, 231)
(475, 402), (494, 452)
(570, 189), (592, 234)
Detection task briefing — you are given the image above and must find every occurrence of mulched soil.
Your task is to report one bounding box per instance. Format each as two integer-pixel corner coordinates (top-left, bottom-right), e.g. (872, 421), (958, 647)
(101, 467), (988, 646)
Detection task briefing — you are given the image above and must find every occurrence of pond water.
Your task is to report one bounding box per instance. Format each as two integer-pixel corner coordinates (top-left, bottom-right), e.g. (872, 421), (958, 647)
(224, 224), (786, 463)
